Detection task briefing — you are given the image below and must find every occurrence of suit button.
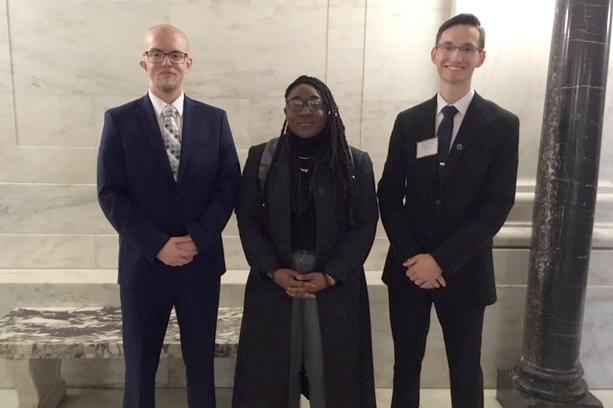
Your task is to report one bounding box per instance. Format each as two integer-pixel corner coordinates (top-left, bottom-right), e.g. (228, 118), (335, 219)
(435, 199), (442, 206)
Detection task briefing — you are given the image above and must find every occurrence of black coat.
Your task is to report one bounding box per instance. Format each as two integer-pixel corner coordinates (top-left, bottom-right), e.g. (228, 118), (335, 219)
(232, 136), (379, 408)
(378, 93), (519, 305)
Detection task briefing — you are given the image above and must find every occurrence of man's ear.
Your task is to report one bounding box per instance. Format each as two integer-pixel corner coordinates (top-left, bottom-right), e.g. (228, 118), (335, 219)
(476, 50), (486, 67)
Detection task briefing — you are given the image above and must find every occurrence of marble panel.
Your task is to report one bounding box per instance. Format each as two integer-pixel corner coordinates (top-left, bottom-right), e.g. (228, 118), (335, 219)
(15, 94), (96, 147)
(0, 147), (97, 184)
(326, 3), (366, 101)
(9, 0), (168, 96)
(222, 236), (247, 271)
(326, 3), (366, 146)
(581, 287), (613, 388)
(0, 0), (11, 95)
(0, 94), (17, 147)
(0, 269), (116, 285)
(362, 3), (444, 103)
(360, 99), (423, 179)
(247, 95), (287, 146)
(237, 148), (248, 169)
(599, 58), (613, 184)
(0, 282), (119, 318)
(364, 236), (388, 272)
(0, 183), (111, 234)
(218, 280), (247, 308)
(327, 0), (363, 5)
(170, 4), (327, 99)
(92, 95), (139, 144)
(0, 235), (96, 269)
(94, 235), (118, 269)
(0, 4), (16, 148)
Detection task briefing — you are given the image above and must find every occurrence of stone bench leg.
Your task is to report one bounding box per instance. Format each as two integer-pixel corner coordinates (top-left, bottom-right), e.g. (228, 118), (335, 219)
(5, 359), (66, 408)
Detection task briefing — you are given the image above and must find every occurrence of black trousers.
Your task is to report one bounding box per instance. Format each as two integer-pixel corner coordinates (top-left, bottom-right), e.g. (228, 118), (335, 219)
(120, 271), (220, 408)
(388, 284), (485, 408)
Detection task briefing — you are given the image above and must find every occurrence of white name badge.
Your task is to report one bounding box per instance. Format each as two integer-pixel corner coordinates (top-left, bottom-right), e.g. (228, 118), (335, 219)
(416, 137), (438, 159)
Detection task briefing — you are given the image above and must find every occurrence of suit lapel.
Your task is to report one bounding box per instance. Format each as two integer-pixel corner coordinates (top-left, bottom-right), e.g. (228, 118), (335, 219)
(177, 96), (195, 182)
(267, 139), (292, 260)
(415, 97), (438, 184)
(136, 95), (175, 184)
(438, 93), (486, 188)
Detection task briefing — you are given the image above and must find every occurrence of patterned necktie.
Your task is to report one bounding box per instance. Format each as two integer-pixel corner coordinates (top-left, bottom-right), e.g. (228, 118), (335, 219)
(161, 105), (181, 180)
(437, 105), (458, 165)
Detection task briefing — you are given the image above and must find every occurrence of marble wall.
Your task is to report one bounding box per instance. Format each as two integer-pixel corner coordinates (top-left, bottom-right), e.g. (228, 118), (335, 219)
(0, 0), (612, 390)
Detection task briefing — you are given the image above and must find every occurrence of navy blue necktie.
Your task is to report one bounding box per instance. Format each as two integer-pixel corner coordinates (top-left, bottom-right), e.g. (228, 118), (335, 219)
(437, 105), (458, 165)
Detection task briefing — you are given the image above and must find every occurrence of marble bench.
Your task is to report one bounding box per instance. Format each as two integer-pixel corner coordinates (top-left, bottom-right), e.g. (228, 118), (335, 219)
(0, 306), (242, 408)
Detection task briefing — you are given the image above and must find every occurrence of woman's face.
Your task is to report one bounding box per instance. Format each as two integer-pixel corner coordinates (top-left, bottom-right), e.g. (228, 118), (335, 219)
(284, 83), (328, 139)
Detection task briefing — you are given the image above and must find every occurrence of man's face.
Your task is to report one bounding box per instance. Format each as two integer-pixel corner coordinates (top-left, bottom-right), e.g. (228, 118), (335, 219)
(431, 24), (485, 86)
(140, 29), (192, 96)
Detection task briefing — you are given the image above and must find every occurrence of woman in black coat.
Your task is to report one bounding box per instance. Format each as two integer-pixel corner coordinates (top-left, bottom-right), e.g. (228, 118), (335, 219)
(232, 75), (378, 408)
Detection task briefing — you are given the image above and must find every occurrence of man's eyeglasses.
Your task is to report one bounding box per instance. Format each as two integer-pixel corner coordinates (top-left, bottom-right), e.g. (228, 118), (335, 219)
(286, 97), (325, 112)
(143, 50), (189, 64)
(435, 42), (482, 57)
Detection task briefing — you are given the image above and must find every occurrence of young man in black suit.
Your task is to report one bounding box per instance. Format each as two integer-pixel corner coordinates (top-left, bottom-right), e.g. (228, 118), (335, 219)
(97, 24), (241, 407)
(378, 14), (519, 408)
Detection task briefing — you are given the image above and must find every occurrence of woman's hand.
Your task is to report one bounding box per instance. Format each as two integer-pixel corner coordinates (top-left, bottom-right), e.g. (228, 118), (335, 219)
(272, 268), (317, 299)
(293, 272), (335, 297)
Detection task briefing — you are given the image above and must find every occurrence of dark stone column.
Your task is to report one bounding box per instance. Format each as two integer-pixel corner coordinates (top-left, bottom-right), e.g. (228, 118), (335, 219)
(496, 0), (611, 407)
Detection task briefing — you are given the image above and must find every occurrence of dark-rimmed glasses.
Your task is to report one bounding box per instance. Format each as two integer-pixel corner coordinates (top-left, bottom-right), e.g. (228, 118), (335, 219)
(286, 97), (325, 112)
(143, 50), (189, 64)
(435, 42), (482, 57)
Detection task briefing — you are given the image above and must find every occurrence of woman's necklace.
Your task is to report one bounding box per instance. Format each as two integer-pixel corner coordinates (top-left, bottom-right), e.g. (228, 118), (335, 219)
(298, 155), (315, 174)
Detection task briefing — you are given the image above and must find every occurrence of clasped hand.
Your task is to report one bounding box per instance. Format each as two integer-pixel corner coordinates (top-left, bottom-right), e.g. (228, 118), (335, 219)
(404, 253), (447, 289)
(157, 235), (199, 267)
(272, 268), (331, 299)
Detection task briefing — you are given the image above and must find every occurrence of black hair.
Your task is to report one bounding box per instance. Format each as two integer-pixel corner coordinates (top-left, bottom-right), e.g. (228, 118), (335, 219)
(279, 75), (357, 225)
(436, 13), (485, 50)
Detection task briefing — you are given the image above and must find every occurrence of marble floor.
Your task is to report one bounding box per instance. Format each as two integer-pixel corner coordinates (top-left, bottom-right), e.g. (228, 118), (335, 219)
(0, 388), (612, 407)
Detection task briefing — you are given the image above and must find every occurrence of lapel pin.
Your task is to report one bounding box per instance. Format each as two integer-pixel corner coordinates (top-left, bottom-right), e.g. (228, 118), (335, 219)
(456, 144), (463, 151)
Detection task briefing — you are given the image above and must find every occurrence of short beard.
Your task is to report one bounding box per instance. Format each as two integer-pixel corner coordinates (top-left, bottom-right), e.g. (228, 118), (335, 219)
(156, 79), (177, 94)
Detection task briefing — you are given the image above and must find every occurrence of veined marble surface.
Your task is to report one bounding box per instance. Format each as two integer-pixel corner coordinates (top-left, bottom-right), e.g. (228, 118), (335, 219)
(0, 307), (241, 360)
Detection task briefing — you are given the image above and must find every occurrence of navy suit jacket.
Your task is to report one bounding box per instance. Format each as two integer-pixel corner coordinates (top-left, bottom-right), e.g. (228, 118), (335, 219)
(97, 94), (241, 289)
(378, 93), (519, 305)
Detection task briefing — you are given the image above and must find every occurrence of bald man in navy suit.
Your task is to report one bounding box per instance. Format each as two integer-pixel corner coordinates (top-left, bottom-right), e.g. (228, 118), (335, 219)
(378, 14), (519, 408)
(97, 24), (240, 408)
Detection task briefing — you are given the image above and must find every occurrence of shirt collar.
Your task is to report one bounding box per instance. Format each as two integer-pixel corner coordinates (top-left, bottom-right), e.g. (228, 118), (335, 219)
(436, 87), (475, 116)
(148, 91), (184, 118)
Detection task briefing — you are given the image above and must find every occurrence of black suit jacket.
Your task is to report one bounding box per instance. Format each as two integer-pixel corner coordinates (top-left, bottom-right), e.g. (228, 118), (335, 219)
(378, 93), (519, 305)
(97, 94), (241, 289)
